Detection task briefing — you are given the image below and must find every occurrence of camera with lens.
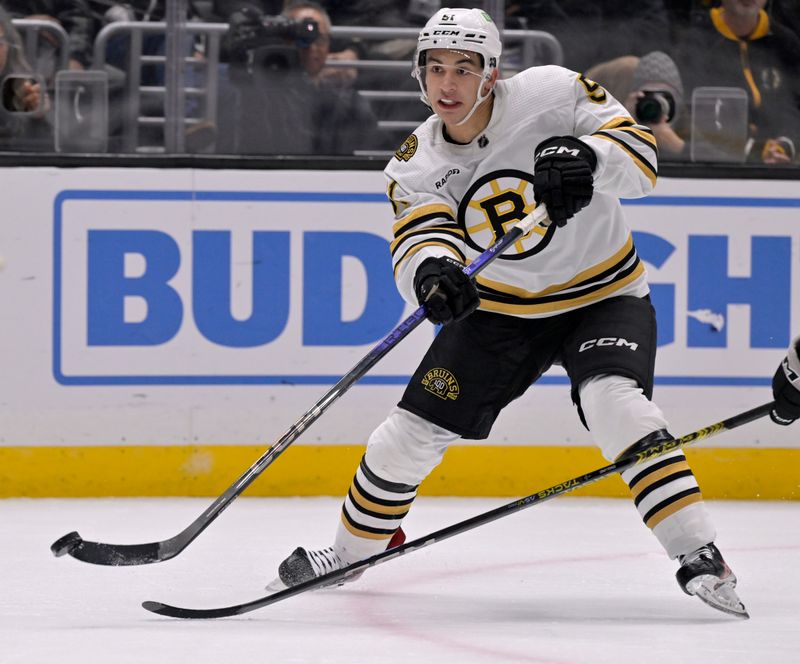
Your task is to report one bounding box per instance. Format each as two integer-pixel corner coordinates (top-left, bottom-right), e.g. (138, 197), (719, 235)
(227, 8), (320, 72)
(635, 90), (676, 124)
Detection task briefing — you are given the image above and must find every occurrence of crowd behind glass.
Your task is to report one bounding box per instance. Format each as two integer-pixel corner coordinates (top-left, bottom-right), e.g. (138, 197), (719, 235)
(0, 0), (798, 164)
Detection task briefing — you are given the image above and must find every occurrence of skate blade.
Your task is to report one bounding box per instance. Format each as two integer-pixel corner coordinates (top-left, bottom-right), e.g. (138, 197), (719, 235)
(264, 575), (347, 593)
(689, 576), (750, 620)
(265, 576), (288, 593)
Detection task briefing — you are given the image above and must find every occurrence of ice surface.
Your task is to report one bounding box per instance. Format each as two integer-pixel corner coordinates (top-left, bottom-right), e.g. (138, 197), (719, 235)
(1, 497), (797, 664)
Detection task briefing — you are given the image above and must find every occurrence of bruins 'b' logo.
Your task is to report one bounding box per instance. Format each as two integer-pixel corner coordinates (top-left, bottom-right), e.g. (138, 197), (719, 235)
(395, 134), (418, 161)
(422, 368), (460, 401)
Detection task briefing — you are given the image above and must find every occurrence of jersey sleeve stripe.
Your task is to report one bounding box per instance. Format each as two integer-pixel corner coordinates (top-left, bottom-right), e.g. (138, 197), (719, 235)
(392, 239), (466, 276)
(390, 227), (465, 255)
(391, 204), (456, 235)
(592, 133), (658, 186)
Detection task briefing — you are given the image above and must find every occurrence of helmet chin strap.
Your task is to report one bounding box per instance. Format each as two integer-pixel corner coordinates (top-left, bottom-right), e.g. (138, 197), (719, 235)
(454, 79), (494, 127)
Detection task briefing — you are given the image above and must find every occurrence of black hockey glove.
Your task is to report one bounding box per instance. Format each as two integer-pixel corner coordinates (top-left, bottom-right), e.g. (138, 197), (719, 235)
(533, 136), (597, 227)
(414, 256), (480, 326)
(770, 336), (800, 425)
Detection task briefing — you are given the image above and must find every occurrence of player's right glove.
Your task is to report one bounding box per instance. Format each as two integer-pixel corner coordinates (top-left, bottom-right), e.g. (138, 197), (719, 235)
(770, 335), (800, 425)
(533, 136), (597, 227)
(414, 256), (480, 326)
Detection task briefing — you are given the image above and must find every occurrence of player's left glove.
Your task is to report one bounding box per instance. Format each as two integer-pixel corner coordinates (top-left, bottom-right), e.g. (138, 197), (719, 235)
(414, 256), (480, 326)
(533, 136), (597, 227)
(771, 335), (800, 425)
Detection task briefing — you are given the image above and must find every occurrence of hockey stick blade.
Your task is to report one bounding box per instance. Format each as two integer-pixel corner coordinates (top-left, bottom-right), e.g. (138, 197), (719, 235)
(142, 401), (773, 619)
(54, 206), (551, 567)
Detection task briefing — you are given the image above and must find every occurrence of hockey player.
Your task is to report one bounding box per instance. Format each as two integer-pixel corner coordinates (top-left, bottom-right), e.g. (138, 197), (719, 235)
(268, 7), (753, 618)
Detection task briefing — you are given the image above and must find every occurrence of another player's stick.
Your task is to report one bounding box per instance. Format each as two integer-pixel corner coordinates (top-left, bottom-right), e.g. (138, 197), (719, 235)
(142, 400), (773, 618)
(50, 205), (553, 566)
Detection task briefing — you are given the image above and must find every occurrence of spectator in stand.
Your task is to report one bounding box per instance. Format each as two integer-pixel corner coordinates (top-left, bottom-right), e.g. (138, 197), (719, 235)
(509, 0), (671, 72)
(586, 51), (689, 161)
(3, 0), (94, 80)
(674, 0), (800, 164)
(216, 0), (385, 155)
(768, 0), (800, 40)
(0, 5), (53, 150)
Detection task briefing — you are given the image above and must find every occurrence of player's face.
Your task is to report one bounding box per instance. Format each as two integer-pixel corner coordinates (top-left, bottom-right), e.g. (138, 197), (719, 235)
(420, 49), (485, 124)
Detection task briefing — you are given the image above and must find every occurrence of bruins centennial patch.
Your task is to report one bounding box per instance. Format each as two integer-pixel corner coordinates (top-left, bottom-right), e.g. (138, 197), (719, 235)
(422, 368), (460, 401)
(395, 134), (418, 162)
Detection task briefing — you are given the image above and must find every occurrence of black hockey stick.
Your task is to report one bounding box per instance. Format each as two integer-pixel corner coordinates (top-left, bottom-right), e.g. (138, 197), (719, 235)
(50, 206), (552, 566)
(143, 400), (773, 618)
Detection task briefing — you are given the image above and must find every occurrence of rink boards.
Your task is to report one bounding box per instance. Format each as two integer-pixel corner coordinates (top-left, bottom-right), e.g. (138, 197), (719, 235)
(0, 167), (798, 499)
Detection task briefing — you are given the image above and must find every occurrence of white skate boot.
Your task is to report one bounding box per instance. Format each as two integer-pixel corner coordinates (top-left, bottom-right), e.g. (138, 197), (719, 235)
(266, 528), (407, 592)
(265, 547), (348, 592)
(676, 543), (749, 619)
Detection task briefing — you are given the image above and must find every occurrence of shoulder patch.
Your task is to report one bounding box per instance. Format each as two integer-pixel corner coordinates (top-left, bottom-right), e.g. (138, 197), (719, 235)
(395, 134), (418, 162)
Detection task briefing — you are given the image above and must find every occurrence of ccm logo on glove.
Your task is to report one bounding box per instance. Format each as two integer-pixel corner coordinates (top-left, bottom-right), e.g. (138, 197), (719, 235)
(533, 136), (597, 228)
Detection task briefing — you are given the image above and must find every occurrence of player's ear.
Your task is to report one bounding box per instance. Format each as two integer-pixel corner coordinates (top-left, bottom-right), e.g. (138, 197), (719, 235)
(483, 68), (499, 95)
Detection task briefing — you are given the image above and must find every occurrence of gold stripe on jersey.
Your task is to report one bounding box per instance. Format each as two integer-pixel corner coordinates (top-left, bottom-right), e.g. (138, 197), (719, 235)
(392, 240), (466, 277)
(595, 117), (658, 149)
(391, 203), (455, 235)
(391, 223), (464, 251)
(478, 260), (645, 315)
(592, 133), (657, 187)
(387, 180), (410, 216)
(477, 235), (635, 300)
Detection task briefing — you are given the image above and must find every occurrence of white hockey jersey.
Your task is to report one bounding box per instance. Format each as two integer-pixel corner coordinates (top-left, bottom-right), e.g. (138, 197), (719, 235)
(384, 65), (658, 318)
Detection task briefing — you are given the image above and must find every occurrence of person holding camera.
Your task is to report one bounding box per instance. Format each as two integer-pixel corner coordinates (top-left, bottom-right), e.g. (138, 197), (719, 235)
(0, 6), (53, 151)
(586, 51), (689, 161)
(216, 0), (384, 155)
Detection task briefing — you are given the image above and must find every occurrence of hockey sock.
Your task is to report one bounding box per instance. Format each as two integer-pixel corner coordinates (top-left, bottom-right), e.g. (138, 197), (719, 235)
(335, 455), (418, 564)
(621, 447), (716, 559)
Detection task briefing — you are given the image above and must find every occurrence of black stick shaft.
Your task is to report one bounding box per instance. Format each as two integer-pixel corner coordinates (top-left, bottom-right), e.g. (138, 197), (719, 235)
(143, 400), (773, 618)
(57, 206), (550, 566)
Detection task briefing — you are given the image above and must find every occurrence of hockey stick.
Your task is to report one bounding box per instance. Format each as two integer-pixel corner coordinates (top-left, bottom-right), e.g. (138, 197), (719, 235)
(143, 400), (773, 619)
(50, 205), (552, 566)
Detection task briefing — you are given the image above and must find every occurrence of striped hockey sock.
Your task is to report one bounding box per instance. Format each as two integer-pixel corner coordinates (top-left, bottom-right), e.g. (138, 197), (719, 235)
(622, 450), (704, 530)
(336, 455), (417, 562)
(619, 430), (716, 558)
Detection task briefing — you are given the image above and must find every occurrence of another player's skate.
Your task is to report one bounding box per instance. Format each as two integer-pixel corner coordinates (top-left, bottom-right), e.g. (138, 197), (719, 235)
(676, 543), (749, 619)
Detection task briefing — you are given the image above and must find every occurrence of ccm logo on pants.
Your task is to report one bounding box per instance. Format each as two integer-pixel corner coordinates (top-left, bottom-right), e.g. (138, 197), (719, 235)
(579, 337), (639, 353)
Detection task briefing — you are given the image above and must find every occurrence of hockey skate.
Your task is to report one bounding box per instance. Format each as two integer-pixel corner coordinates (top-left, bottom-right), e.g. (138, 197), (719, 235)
(265, 547), (348, 592)
(266, 528), (407, 592)
(676, 543), (749, 619)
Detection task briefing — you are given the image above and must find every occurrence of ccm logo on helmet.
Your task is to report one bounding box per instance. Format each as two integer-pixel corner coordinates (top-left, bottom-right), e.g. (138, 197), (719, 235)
(433, 29), (460, 35)
(579, 337), (639, 352)
(535, 146), (581, 159)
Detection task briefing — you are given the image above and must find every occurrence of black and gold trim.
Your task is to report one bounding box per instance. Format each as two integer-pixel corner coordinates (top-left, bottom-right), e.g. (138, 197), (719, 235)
(340, 456), (418, 541)
(577, 73), (608, 104)
(642, 488), (703, 529)
(476, 236), (644, 315)
(625, 453), (704, 529)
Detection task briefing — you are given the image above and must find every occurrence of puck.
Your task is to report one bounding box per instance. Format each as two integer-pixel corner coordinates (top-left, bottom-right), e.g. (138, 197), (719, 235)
(51, 531), (83, 557)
